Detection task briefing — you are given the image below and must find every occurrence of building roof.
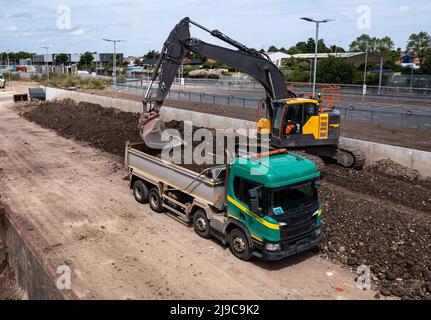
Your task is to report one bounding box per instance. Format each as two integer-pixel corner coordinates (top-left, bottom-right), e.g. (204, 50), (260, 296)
(292, 52), (366, 59)
(266, 51), (292, 59)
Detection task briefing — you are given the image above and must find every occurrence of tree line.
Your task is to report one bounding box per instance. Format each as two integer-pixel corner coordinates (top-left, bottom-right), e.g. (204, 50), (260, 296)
(269, 32), (431, 83)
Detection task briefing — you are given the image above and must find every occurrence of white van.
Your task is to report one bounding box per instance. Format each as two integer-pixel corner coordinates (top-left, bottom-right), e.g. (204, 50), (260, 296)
(0, 74), (5, 88)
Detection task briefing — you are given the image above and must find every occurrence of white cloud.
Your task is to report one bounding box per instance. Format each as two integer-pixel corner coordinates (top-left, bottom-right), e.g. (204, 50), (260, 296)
(70, 28), (85, 36)
(39, 37), (48, 43)
(399, 5), (411, 11)
(6, 25), (18, 31)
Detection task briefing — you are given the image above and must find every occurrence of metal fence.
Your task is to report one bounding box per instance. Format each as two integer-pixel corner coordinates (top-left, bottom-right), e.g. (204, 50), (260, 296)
(122, 77), (431, 99)
(113, 82), (431, 129)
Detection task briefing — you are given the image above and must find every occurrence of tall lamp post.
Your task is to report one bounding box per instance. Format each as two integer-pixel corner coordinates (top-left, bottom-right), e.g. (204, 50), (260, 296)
(362, 42), (369, 102)
(103, 39), (125, 86)
(42, 46), (52, 80)
(6, 50), (11, 82)
(300, 17), (334, 97)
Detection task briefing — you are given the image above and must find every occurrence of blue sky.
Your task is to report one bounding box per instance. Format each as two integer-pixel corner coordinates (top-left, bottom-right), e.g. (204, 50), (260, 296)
(1, 0), (430, 56)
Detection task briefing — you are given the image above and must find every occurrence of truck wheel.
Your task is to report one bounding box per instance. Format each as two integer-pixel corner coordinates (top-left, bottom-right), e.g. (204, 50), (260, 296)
(149, 188), (164, 213)
(228, 229), (252, 261)
(193, 209), (211, 239)
(133, 180), (149, 204)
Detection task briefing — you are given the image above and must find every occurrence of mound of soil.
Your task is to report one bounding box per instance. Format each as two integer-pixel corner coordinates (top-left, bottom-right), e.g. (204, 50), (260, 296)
(21, 100), (431, 299)
(22, 100), (142, 157)
(370, 159), (429, 182)
(21, 100), (232, 173)
(320, 174), (431, 299)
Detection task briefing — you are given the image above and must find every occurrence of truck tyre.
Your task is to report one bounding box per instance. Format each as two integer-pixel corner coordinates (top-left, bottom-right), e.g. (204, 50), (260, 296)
(193, 209), (211, 239)
(149, 188), (164, 213)
(133, 180), (149, 204)
(228, 228), (252, 261)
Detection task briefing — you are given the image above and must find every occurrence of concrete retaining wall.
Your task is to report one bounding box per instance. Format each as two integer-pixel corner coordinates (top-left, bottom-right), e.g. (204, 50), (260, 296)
(45, 87), (431, 177)
(46, 87), (144, 113)
(339, 137), (431, 177)
(0, 205), (77, 299)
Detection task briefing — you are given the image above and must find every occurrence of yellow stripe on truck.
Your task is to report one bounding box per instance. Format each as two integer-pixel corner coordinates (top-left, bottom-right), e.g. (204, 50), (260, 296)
(227, 195), (280, 230)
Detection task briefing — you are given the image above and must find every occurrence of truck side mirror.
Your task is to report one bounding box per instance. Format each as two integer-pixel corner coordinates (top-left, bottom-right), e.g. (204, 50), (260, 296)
(248, 186), (262, 215)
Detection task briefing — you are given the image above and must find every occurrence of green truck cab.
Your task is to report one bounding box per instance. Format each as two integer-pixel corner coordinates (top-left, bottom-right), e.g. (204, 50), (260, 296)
(127, 143), (323, 261)
(224, 151), (322, 260)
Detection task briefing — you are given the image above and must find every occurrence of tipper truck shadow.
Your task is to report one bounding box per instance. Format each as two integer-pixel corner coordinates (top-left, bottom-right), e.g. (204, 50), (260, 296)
(126, 143), (323, 261)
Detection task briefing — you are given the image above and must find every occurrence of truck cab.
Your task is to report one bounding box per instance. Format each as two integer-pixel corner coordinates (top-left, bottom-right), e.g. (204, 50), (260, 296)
(223, 150), (323, 260)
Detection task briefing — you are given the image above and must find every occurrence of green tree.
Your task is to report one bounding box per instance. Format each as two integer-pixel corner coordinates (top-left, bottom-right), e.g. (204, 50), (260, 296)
(267, 45), (279, 52)
(406, 31), (431, 64)
(288, 38), (328, 54)
(375, 36), (394, 59)
(77, 51), (94, 71)
(349, 34), (377, 52)
(144, 50), (159, 60)
(316, 56), (355, 84)
(55, 53), (69, 65)
(305, 38), (329, 53)
(420, 49), (431, 74)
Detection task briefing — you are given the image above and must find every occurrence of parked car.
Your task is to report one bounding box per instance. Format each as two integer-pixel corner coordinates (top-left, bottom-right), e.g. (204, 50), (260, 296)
(0, 74), (6, 89)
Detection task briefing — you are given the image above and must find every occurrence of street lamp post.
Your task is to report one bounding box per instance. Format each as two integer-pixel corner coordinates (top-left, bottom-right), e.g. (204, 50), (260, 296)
(42, 46), (52, 80)
(6, 50), (11, 82)
(362, 43), (369, 102)
(378, 56), (383, 95)
(103, 39), (125, 86)
(300, 17), (334, 97)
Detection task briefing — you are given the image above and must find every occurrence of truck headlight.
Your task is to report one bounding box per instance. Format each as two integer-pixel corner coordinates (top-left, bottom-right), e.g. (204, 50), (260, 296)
(265, 243), (281, 251)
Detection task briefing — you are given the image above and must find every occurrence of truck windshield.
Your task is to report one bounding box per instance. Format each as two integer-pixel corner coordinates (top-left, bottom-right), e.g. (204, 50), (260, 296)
(268, 181), (317, 215)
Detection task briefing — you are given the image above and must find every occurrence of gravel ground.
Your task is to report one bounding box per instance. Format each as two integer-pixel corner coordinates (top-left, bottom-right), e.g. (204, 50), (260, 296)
(0, 260), (22, 300)
(21, 100), (431, 299)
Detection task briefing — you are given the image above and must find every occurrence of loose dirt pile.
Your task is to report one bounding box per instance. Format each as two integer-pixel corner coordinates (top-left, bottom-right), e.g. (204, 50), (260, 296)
(20, 100), (431, 299)
(22, 99), (142, 157)
(370, 159), (429, 182)
(21, 100), (227, 173)
(321, 166), (431, 299)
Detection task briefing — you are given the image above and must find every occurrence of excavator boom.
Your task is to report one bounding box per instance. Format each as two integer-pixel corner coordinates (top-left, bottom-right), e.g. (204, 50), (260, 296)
(139, 17), (295, 148)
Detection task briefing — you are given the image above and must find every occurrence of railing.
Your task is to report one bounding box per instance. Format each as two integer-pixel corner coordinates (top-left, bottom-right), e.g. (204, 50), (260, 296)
(113, 83), (431, 129)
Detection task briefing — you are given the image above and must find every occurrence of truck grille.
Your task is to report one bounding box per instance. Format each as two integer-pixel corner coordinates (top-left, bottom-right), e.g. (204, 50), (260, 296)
(275, 203), (319, 243)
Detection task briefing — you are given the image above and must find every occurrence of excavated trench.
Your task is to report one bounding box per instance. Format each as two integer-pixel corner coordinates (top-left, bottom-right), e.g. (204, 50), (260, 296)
(8, 100), (431, 300)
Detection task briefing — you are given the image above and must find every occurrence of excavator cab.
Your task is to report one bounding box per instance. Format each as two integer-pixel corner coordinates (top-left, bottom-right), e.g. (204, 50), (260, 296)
(258, 98), (340, 148)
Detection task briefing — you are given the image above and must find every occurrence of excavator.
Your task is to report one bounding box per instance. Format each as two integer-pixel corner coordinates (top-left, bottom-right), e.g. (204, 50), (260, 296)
(138, 17), (365, 169)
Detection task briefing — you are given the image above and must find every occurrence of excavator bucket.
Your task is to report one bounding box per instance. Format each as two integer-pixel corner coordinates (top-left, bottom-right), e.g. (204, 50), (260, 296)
(139, 110), (184, 150)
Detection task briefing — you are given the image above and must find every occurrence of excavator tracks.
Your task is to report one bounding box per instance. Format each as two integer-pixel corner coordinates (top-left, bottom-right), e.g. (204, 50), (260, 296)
(295, 151), (326, 176)
(336, 144), (366, 170)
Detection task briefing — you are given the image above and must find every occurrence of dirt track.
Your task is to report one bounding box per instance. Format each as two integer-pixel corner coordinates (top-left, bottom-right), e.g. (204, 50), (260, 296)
(0, 98), (380, 300)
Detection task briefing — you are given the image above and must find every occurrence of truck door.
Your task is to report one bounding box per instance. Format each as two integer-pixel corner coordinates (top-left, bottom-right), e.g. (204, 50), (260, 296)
(227, 176), (264, 240)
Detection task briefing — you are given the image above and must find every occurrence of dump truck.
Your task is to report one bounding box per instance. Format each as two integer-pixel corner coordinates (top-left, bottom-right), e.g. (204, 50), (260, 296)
(126, 142), (323, 261)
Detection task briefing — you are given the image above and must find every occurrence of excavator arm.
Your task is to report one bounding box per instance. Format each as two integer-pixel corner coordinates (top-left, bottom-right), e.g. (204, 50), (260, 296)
(140, 17), (295, 148)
